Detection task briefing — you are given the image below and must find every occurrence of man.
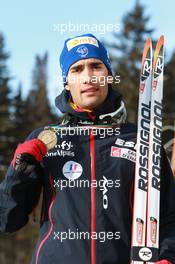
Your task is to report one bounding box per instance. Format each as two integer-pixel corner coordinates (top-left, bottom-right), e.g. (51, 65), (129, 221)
(0, 33), (175, 264)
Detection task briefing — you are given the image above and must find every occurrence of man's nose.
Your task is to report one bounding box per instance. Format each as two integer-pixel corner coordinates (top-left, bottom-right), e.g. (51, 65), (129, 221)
(81, 67), (93, 84)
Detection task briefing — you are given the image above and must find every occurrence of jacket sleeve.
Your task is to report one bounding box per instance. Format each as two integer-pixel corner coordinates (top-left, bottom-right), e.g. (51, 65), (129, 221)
(0, 129), (44, 233)
(159, 147), (175, 263)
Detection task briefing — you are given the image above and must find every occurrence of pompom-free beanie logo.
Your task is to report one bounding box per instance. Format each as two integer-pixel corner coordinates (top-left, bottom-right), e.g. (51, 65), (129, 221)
(76, 46), (88, 57)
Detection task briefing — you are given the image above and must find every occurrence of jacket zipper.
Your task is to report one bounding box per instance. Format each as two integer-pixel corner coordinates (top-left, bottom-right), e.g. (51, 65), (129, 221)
(90, 130), (96, 264)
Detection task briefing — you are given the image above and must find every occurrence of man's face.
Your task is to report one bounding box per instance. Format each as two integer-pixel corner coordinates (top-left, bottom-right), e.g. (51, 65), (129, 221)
(65, 58), (110, 109)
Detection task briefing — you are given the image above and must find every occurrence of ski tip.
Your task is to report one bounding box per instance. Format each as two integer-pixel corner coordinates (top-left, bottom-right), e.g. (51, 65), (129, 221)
(158, 35), (164, 45)
(141, 38), (152, 74)
(146, 37), (152, 46)
(154, 35), (164, 57)
(143, 38), (152, 50)
(153, 35), (165, 73)
(142, 38), (152, 60)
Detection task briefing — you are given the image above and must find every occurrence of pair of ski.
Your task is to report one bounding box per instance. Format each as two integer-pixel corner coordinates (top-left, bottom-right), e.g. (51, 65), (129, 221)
(131, 36), (164, 263)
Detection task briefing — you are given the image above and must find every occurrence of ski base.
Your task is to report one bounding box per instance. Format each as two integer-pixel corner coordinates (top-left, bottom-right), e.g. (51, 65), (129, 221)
(131, 246), (158, 262)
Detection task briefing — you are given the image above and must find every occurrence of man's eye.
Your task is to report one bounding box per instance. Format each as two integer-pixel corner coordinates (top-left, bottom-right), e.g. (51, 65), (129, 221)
(72, 67), (81, 73)
(93, 64), (101, 69)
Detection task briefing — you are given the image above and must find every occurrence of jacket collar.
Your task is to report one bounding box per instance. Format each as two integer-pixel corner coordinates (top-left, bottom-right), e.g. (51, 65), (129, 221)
(55, 88), (126, 125)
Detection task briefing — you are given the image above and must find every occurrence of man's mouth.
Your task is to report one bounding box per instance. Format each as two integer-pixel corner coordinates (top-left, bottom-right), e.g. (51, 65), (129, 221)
(81, 86), (99, 94)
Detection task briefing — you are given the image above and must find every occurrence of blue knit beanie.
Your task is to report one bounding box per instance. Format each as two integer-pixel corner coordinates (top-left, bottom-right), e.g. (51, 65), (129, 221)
(59, 33), (113, 86)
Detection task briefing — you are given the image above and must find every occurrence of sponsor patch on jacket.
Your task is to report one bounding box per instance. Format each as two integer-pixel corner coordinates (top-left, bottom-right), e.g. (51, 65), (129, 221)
(110, 146), (136, 162)
(45, 140), (75, 157)
(114, 138), (136, 149)
(62, 161), (83, 180)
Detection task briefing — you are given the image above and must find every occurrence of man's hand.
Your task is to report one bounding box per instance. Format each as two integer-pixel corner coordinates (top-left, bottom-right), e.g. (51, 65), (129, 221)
(12, 139), (47, 169)
(155, 260), (172, 264)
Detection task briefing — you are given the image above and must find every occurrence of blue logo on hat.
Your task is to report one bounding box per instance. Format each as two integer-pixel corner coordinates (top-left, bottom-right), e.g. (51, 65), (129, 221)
(76, 46), (88, 57)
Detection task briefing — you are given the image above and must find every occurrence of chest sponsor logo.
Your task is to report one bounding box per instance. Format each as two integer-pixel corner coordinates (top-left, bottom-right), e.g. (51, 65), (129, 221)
(114, 138), (136, 149)
(62, 161), (83, 180)
(46, 140), (75, 157)
(111, 146), (136, 162)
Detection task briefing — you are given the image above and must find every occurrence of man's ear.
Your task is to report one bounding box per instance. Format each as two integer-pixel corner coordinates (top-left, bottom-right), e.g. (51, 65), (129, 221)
(65, 84), (70, 91)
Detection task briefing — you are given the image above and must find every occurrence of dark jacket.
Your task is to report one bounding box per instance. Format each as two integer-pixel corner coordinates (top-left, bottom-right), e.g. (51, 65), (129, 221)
(0, 89), (175, 264)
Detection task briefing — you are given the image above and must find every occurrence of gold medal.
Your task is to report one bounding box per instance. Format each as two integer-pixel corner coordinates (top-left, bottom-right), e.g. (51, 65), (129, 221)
(38, 129), (57, 150)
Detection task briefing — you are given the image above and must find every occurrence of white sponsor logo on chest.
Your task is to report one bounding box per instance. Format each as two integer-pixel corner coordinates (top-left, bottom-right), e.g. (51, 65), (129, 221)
(114, 138), (136, 149)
